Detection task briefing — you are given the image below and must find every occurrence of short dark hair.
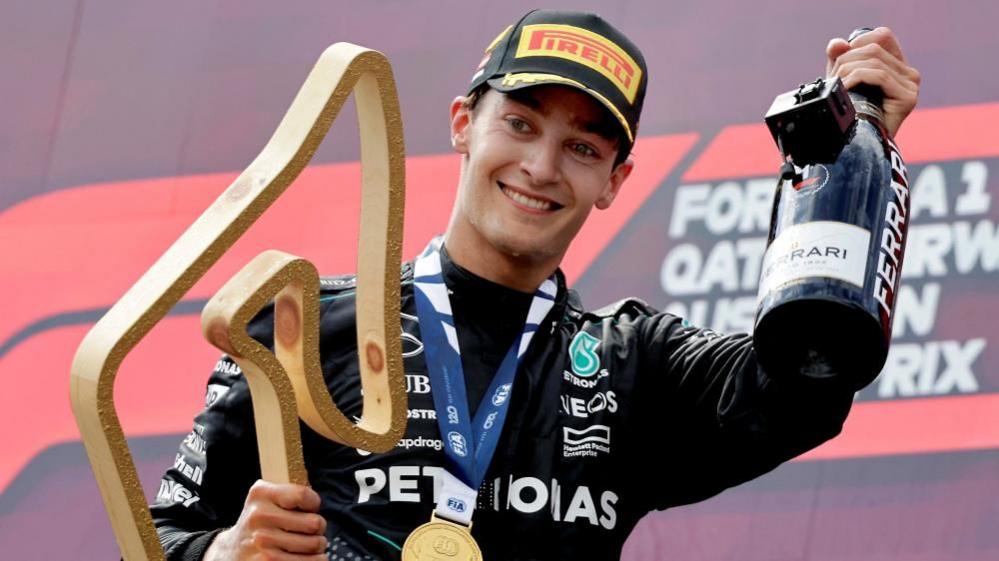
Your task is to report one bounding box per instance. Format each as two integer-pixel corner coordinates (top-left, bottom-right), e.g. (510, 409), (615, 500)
(465, 85), (632, 167)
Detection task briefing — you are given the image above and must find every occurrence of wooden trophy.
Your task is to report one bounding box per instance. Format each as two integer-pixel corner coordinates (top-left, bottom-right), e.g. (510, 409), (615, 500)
(69, 43), (408, 560)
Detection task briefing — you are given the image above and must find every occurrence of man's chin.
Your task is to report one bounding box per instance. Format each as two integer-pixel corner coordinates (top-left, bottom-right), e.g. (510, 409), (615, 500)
(488, 231), (564, 263)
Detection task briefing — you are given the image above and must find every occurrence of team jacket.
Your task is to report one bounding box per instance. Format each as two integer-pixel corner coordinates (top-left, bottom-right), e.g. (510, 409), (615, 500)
(150, 263), (855, 560)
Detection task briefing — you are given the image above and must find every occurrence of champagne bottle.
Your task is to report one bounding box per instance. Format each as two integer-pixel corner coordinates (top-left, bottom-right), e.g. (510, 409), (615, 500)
(753, 29), (911, 390)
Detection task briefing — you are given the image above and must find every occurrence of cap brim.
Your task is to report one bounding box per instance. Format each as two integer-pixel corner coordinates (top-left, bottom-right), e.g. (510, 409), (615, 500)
(486, 74), (634, 143)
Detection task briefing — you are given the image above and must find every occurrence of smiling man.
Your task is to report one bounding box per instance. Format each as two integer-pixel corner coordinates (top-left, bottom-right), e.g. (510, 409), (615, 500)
(150, 9), (920, 561)
(445, 83), (633, 293)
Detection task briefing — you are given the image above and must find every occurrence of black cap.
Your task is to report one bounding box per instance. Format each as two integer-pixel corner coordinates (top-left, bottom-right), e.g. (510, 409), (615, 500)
(469, 10), (647, 146)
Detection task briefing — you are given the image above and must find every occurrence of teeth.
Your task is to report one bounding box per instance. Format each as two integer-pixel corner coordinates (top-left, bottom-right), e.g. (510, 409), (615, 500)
(501, 185), (553, 211)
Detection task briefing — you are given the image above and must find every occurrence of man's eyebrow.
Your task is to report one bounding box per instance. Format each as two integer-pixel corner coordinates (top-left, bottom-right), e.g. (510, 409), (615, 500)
(505, 89), (545, 113)
(572, 115), (620, 146)
(575, 117), (609, 136)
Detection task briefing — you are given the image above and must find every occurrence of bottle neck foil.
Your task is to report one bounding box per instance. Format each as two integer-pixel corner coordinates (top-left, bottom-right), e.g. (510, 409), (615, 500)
(849, 92), (886, 125)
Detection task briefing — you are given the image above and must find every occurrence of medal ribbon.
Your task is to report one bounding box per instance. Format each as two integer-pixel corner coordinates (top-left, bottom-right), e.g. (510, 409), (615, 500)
(412, 237), (556, 522)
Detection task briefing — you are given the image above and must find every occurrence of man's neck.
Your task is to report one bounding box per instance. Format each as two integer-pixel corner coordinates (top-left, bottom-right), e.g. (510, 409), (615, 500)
(442, 227), (560, 294)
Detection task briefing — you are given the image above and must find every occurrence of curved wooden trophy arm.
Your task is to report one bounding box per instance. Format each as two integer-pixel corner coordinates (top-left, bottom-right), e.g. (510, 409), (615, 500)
(200, 250), (406, 485)
(69, 43), (406, 560)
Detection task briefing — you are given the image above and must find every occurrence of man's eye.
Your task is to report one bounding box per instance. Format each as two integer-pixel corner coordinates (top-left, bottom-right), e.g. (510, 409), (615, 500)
(571, 143), (598, 158)
(507, 117), (530, 132)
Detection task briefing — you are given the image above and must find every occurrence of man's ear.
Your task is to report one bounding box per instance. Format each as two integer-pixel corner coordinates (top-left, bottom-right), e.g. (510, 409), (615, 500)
(595, 159), (634, 210)
(449, 96), (472, 154)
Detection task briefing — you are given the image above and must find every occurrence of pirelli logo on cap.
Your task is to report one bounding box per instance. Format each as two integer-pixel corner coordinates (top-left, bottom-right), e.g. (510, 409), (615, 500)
(515, 24), (641, 103)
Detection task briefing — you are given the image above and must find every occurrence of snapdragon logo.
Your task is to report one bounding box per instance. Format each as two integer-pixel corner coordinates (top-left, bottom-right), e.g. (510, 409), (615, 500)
(569, 332), (601, 377)
(355, 435), (443, 457)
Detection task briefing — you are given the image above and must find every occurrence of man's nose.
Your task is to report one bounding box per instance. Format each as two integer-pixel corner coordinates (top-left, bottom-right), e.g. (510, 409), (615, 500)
(520, 140), (562, 185)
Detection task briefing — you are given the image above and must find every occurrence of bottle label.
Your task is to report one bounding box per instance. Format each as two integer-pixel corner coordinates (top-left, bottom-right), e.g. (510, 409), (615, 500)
(757, 221), (871, 302)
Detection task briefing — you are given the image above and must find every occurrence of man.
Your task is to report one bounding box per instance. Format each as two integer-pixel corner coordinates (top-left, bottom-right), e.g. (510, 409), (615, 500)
(151, 9), (920, 561)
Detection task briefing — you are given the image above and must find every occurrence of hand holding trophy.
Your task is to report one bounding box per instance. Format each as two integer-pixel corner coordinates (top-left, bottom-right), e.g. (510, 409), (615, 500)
(69, 43), (407, 560)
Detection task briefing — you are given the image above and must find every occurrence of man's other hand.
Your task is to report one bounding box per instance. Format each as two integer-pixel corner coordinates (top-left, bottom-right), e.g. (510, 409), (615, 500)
(204, 480), (328, 560)
(826, 26), (921, 137)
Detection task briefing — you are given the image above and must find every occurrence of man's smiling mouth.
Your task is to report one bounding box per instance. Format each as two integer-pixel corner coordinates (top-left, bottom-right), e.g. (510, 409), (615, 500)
(498, 181), (563, 212)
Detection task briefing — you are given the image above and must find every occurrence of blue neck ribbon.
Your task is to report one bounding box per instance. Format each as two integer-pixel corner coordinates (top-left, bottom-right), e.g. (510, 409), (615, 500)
(412, 237), (557, 489)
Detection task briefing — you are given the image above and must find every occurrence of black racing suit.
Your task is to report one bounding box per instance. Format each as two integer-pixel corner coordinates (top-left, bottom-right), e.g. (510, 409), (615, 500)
(151, 250), (855, 561)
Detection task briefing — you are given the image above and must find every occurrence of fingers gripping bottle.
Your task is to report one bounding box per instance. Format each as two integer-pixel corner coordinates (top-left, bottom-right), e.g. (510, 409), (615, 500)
(753, 28), (911, 390)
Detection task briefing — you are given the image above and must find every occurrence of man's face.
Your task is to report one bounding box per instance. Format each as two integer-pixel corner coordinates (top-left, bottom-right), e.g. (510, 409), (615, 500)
(448, 86), (633, 264)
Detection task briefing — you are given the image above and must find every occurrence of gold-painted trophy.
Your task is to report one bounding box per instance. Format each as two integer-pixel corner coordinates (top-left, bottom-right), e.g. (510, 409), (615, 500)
(69, 43), (408, 560)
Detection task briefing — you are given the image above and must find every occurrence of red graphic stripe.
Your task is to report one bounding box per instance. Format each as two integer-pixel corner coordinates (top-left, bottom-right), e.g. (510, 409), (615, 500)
(792, 176), (819, 191)
(3, 307), (998, 493)
(799, 393), (999, 461)
(0, 317), (215, 494)
(0, 154), (459, 349)
(561, 134), (699, 283)
(0, 154), (460, 495)
(683, 102), (999, 182)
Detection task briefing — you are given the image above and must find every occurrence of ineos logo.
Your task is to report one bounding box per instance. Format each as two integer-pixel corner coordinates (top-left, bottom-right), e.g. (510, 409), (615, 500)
(560, 391), (618, 418)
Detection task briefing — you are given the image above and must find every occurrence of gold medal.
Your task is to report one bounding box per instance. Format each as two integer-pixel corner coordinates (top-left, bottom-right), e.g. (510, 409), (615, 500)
(402, 513), (482, 561)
